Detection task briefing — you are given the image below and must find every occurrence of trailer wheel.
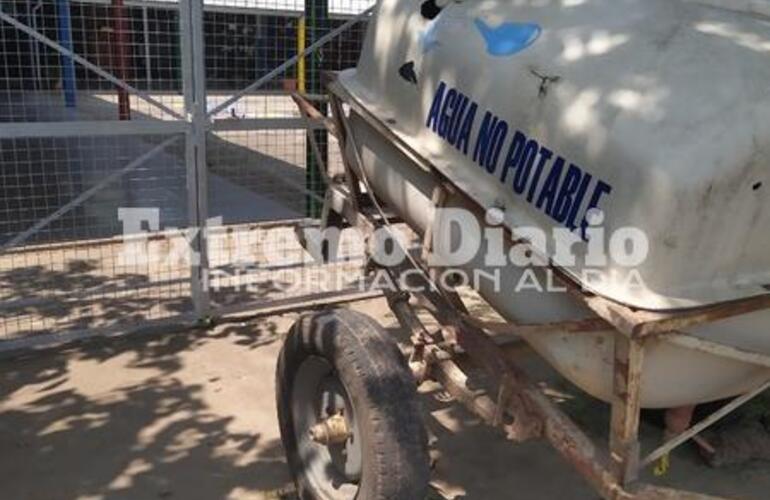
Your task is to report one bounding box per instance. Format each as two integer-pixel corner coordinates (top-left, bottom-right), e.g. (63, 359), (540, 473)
(276, 309), (430, 500)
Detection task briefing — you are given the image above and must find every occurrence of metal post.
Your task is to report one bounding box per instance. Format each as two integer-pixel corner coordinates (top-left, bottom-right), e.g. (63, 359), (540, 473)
(180, 0), (210, 318)
(31, 0), (43, 90)
(304, 0), (329, 218)
(112, 0), (131, 120)
(609, 334), (645, 486)
(24, 0), (36, 90)
(142, 6), (152, 89)
(297, 16), (306, 93)
(55, 0), (76, 107)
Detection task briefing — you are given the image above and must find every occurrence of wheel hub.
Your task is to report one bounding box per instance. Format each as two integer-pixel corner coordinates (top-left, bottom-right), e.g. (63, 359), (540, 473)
(292, 356), (362, 496)
(309, 413), (350, 446)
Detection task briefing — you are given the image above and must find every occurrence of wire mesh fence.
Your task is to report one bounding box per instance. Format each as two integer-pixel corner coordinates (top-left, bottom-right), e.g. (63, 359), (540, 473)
(0, 0), (374, 348)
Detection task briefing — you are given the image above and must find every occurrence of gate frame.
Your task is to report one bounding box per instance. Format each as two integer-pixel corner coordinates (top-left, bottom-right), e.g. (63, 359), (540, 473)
(179, 0), (211, 317)
(0, 1), (375, 353)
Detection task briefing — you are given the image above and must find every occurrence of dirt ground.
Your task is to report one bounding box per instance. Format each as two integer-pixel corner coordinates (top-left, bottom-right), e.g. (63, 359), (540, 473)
(2, 298), (770, 500)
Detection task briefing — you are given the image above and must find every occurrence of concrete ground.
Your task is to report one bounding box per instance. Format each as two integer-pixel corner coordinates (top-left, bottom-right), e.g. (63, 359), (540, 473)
(2, 298), (770, 500)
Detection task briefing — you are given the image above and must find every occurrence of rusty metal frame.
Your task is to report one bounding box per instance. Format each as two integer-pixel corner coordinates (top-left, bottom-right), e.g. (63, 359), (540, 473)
(291, 73), (770, 500)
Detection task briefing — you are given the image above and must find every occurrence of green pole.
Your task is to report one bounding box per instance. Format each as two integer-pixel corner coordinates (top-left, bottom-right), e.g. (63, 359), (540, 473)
(304, 0), (329, 218)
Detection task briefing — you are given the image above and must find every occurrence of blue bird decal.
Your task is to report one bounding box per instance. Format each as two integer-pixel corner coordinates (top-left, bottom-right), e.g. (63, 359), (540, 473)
(420, 18), (441, 53)
(474, 18), (541, 56)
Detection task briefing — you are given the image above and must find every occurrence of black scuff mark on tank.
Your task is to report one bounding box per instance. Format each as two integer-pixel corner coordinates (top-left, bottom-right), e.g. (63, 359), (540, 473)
(399, 61), (419, 85)
(420, 0), (442, 20)
(701, 182), (714, 207)
(653, 20), (683, 50)
(529, 67), (561, 98)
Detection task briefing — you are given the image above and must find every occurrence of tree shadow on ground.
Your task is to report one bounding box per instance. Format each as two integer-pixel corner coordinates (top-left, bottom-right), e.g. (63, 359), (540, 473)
(0, 319), (295, 500)
(0, 258), (193, 339)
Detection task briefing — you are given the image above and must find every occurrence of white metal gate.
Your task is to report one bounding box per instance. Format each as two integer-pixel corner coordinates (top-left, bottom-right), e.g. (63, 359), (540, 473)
(0, 0), (373, 351)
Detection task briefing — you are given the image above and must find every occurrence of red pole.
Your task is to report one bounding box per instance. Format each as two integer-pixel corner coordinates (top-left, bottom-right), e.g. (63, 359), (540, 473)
(112, 0), (131, 120)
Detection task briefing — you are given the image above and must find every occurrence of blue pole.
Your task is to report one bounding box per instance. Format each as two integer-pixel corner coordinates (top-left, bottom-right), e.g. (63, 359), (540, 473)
(56, 0), (76, 107)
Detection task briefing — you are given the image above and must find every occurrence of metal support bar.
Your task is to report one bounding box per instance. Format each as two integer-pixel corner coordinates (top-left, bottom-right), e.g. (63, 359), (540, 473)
(632, 294), (770, 338)
(291, 92), (339, 136)
(0, 136), (181, 252)
(210, 117), (324, 131)
(180, 0), (210, 317)
(209, 287), (382, 319)
(299, 108), (330, 186)
(432, 358), (500, 423)
(568, 277), (770, 340)
(609, 335), (645, 486)
(0, 9), (183, 120)
(206, 6), (374, 117)
(641, 378), (770, 468)
(467, 316), (610, 337)
(294, 93), (331, 190)
(471, 314), (770, 368)
(0, 120), (187, 138)
(328, 93), (363, 211)
(666, 332), (770, 369)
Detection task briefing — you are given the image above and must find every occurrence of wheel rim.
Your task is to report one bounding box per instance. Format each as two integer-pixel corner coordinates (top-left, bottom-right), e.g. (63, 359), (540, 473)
(291, 356), (362, 499)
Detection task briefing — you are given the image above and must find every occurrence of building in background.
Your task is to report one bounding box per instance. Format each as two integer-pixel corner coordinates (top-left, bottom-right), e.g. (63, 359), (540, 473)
(1, 0), (371, 93)
(0, 0), (371, 244)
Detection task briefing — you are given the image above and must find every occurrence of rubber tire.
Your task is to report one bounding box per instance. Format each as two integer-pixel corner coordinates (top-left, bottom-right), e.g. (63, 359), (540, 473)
(276, 308), (430, 500)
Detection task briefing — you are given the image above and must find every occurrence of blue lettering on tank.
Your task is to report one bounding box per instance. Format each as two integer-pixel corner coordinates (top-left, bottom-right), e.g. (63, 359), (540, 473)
(535, 156), (564, 215)
(438, 88), (457, 138)
(426, 81), (447, 132)
(568, 173), (592, 230)
(512, 139), (540, 195)
(552, 164), (584, 224)
(455, 102), (477, 155)
(425, 81), (613, 241)
(473, 112), (508, 173)
(500, 131), (526, 184)
(526, 147), (553, 203)
(579, 181), (613, 240)
(447, 93), (469, 145)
